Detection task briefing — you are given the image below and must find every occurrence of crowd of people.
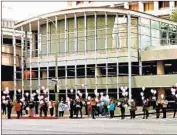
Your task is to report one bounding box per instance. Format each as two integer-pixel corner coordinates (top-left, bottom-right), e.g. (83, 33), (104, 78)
(1, 95), (177, 120)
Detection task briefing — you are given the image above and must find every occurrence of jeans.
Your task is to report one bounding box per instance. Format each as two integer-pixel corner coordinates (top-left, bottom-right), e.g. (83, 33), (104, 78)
(70, 109), (74, 118)
(50, 108), (54, 116)
(130, 111), (135, 119)
(59, 111), (64, 117)
(173, 108), (176, 118)
(121, 109), (125, 119)
(143, 109), (149, 119)
(162, 108), (166, 118)
(16, 111), (21, 119)
(156, 109), (160, 118)
(110, 110), (114, 118)
(92, 105), (96, 119)
(76, 108), (82, 118)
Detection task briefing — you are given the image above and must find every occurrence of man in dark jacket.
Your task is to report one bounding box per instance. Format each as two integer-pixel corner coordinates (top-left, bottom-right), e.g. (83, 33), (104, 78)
(120, 102), (125, 119)
(75, 99), (83, 118)
(142, 99), (149, 119)
(70, 98), (75, 119)
(7, 100), (13, 119)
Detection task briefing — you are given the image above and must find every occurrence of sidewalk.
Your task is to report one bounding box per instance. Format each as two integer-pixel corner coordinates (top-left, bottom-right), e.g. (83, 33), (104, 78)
(2, 110), (174, 119)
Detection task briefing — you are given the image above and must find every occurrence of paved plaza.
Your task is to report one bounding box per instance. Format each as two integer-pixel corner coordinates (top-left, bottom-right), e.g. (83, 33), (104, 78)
(2, 116), (177, 134)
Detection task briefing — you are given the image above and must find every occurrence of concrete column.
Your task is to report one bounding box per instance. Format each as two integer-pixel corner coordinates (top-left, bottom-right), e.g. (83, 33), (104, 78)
(157, 61), (164, 75)
(32, 32), (36, 57)
(157, 61), (165, 100)
(154, 1), (159, 11)
(124, 2), (129, 9)
(42, 71), (47, 79)
(95, 67), (101, 77)
(138, 2), (144, 12)
(170, 1), (175, 8)
(158, 88), (165, 100)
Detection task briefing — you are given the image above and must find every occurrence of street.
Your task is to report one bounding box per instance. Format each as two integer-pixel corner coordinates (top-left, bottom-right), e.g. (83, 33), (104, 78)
(2, 117), (177, 134)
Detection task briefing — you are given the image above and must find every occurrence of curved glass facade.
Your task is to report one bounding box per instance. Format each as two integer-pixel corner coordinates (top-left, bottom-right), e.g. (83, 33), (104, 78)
(13, 9), (177, 101)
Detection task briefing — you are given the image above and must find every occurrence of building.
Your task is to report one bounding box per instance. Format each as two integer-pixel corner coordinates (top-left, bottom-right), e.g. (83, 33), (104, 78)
(67, 1), (177, 19)
(1, 19), (21, 91)
(5, 6), (177, 103)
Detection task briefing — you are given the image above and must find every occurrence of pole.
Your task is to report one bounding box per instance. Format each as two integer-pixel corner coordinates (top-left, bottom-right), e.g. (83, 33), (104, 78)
(127, 14), (132, 100)
(55, 54), (59, 117)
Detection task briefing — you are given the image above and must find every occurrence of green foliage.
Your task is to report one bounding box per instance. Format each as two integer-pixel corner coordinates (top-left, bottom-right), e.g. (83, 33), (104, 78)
(113, 98), (128, 104)
(170, 9), (177, 22)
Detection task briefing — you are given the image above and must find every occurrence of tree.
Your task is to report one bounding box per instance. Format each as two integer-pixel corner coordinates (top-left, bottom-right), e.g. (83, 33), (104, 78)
(170, 9), (177, 22)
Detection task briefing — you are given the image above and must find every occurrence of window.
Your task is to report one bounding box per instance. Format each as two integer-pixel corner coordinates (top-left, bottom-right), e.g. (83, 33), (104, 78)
(76, 1), (83, 5)
(129, 3), (139, 11)
(144, 2), (154, 11)
(159, 1), (169, 9)
(175, 1), (177, 7)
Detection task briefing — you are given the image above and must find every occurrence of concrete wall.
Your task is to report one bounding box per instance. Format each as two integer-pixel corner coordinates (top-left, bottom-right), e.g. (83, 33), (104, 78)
(2, 45), (21, 67)
(3, 74), (176, 90)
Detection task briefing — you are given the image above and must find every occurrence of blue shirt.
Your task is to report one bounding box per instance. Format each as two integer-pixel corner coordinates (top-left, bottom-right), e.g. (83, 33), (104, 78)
(109, 104), (115, 111)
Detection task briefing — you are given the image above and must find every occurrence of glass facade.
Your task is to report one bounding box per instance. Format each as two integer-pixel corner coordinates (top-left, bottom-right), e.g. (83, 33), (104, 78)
(13, 10), (177, 100)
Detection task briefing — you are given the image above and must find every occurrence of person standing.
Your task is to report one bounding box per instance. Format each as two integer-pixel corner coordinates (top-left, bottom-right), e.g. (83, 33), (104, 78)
(142, 99), (149, 119)
(129, 99), (137, 119)
(161, 98), (168, 118)
(69, 98), (75, 118)
(39, 100), (44, 117)
(7, 100), (13, 119)
(120, 102), (126, 120)
(75, 99), (83, 118)
(15, 100), (21, 119)
(173, 97), (177, 118)
(49, 100), (54, 117)
(108, 100), (115, 118)
(103, 99), (109, 117)
(34, 101), (39, 116)
(58, 100), (65, 117)
(91, 98), (96, 119)
(28, 99), (34, 117)
(156, 100), (161, 119)
(2, 101), (7, 116)
(84, 99), (88, 115)
(43, 101), (48, 117)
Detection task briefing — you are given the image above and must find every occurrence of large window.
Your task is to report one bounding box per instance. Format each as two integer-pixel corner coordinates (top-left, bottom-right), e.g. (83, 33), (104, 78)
(129, 3), (139, 11)
(144, 2), (154, 11)
(159, 1), (169, 9)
